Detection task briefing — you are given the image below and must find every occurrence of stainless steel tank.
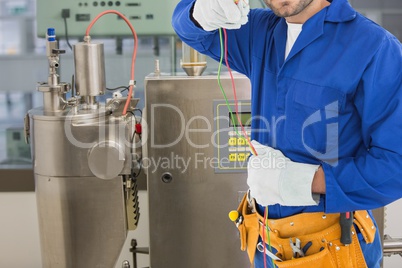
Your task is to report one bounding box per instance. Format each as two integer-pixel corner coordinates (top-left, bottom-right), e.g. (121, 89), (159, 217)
(25, 28), (139, 268)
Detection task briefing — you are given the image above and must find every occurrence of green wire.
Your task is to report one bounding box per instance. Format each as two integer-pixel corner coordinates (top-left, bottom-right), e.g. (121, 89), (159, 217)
(219, 27), (273, 264)
(217, 28), (244, 138)
(265, 206), (275, 267)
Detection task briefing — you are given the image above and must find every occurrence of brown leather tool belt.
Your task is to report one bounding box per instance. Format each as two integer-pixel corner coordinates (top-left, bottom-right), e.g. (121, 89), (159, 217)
(235, 193), (377, 268)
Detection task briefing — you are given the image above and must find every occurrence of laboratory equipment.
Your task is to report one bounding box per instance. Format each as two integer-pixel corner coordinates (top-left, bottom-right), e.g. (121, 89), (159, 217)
(29, 18), (254, 266)
(144, 71), (251, 267)
(25, 28), (140, 267)
(0, 0), (36, 54)
(180, 43), (207, 76)
(36, 0), (180, 37)
(3, 127), (31, 164)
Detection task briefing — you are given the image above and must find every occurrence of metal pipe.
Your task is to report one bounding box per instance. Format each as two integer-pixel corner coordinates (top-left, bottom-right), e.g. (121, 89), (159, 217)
(42, 92), (63, 112)
(170, 35), (177, 75)
(180, 42), (207, 76)
(383, 235), (402, 257)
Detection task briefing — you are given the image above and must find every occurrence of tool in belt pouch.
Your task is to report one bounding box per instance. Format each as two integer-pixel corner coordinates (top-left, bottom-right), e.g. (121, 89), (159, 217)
(232, 193), (377, 267)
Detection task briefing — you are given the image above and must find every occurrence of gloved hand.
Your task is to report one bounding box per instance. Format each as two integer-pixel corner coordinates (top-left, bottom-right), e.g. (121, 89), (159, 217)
(247, 140), (320, 207)
(192, 0), (250, 31)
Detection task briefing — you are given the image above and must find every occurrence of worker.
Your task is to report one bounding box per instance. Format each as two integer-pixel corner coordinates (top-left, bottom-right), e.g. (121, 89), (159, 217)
(172, 0), (402, 267)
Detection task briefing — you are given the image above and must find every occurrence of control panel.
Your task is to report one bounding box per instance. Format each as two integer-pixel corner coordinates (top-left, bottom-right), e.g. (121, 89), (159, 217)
(213, 100), (252, 173)
(36, 0), (180, 37)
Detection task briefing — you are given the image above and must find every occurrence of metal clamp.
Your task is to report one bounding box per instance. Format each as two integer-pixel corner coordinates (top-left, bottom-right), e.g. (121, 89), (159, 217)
(24, 113), (30, 145)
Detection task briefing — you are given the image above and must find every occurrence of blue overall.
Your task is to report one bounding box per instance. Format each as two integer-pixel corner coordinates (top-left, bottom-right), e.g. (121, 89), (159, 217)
(172, 0), (402, 266)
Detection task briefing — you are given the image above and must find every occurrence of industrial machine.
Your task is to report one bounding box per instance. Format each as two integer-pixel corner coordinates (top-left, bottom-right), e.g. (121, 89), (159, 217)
(27, 17), (253, 266)
(25, 27), (141, 267)
(35, 0), (267, 38)
(144, 72), (251, 267)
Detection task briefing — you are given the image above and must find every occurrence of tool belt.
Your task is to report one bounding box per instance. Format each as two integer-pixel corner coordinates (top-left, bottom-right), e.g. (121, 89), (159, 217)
(235, 193), (377, 268)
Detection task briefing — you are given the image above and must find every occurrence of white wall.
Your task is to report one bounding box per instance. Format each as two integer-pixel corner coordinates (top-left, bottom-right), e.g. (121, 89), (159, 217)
(0, 192), (41, 268)
(0, 191), (150, 268)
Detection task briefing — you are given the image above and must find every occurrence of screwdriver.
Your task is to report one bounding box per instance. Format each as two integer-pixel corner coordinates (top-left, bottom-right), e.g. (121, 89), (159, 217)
(228, 210), (243, 227)
(340, 212), (354, 245)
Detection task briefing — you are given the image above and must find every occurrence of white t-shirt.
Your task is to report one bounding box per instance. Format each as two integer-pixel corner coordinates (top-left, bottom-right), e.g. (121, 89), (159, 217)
(285, 22), (303, 59)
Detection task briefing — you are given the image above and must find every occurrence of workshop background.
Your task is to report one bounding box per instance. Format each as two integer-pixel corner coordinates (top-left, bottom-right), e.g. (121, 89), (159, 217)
(0, 0), (401, 267)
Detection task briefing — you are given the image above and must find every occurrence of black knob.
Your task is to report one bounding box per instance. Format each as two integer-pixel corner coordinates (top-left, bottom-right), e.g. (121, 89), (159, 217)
(161, 172), (173, 183)
(52, 49), (66, 54)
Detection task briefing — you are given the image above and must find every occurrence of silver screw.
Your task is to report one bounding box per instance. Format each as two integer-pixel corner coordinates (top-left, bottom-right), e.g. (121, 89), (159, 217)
(122, 260), (130, 268)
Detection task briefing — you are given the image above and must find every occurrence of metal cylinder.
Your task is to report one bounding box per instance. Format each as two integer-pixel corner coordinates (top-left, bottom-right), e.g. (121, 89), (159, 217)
(42, 91), (64, 112)
(181, 42), (207, 76)
(74, 42), (106, 97)
(383, 235), (402, 257)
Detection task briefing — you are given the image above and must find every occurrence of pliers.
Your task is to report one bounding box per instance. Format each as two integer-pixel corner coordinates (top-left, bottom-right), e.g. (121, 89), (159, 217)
(289, 238), (305, 258)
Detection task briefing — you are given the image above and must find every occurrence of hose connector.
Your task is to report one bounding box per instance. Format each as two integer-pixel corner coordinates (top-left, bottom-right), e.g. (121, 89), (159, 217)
(84, 35), (91, 43)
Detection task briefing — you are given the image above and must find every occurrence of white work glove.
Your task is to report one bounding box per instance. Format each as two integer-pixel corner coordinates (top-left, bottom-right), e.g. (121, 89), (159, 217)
(193, 0), (250, 31)
(247, 140), (320, 207)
